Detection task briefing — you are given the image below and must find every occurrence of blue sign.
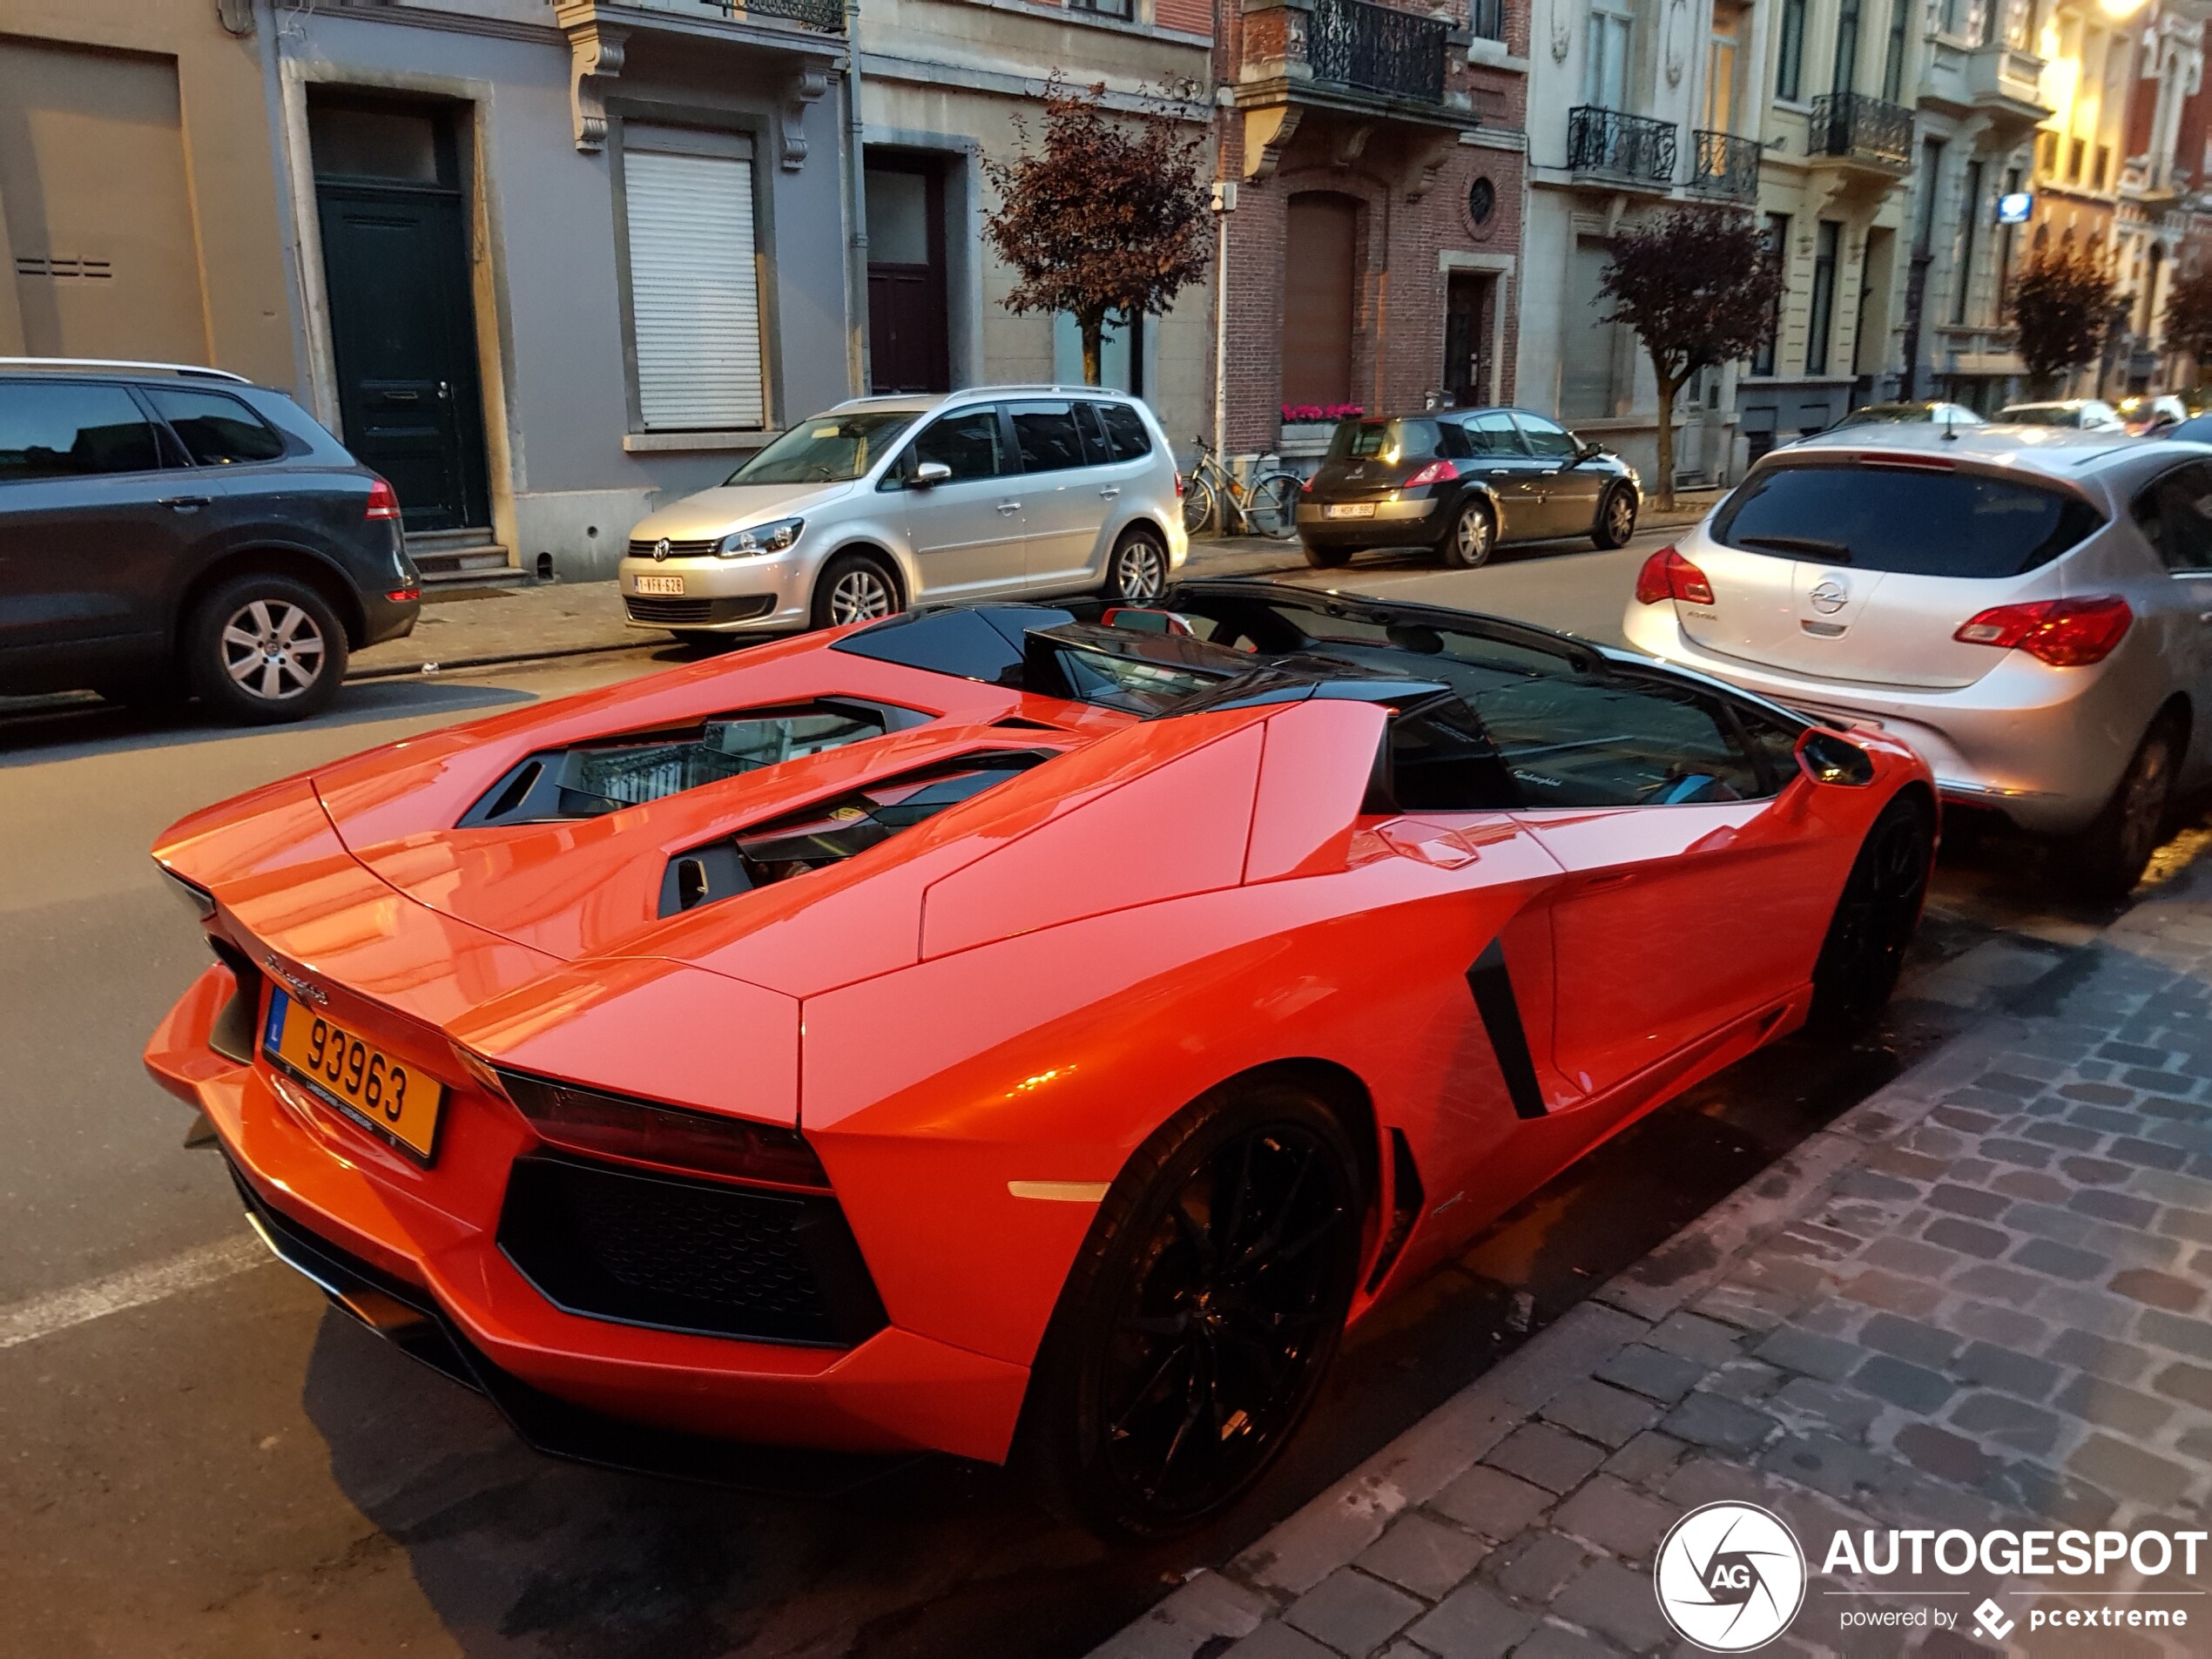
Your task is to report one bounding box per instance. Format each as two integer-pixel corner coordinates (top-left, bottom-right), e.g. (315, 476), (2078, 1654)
(1997, 191), (2033, 225)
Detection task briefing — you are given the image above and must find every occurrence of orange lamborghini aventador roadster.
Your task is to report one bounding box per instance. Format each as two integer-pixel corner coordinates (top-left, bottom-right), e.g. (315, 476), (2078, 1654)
(145, 580), (1935, 1537)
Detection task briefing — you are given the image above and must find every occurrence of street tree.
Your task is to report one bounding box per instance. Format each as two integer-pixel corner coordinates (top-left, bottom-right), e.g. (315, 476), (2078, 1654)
(2162, 265), (2212, 381)
(1596, 207), (1784, 510)
(981, 77), (1211, 386)
(2012, 246), (2115, 395)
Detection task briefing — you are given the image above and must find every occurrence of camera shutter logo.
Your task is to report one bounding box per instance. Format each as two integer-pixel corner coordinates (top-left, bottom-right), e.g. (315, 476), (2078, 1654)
(1653, 1501), (1806, 1651)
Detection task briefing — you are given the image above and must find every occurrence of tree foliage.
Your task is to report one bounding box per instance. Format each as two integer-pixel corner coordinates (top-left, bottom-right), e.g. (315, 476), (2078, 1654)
(981, 78), (1212, 385)
(2012, 246), (2114, 390)
(1596, 207), (1783, 509)
(2163, 265), (2212, 368)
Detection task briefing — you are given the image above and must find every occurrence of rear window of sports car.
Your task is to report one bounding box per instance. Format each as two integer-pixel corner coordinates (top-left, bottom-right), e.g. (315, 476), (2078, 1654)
(1710, 462), (2103, 577)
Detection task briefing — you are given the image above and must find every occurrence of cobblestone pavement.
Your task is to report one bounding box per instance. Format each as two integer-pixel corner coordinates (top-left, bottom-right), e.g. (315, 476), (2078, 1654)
(1096, 853), (2212, 1659)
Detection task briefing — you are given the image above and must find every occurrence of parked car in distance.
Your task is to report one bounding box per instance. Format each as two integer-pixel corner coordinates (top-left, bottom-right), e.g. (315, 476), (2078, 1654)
(2119, 395), (2189, 436)
(1832, 401), (1985, 429)
(617, 388), (1186, 640)
(1624, 424), (2212, 895)
(0, 358), (420, 722)
(1295, 408), (1641, 570)
(1995, 398), (2126, 430)
(2158, 408), (2212, 445)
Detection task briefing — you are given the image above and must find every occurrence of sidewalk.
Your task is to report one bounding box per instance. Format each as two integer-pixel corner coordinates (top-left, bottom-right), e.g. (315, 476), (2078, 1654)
(1096, 853), (2212, 1659)
(347, 536), (1315, 680)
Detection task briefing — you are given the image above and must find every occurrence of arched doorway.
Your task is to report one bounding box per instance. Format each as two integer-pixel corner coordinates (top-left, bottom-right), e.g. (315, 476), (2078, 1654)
(1282, 193), (1359, 408)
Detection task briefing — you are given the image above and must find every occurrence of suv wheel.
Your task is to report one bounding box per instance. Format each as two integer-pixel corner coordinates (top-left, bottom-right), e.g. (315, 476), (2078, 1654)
(185, 574), (347, 724)
(811, 552), (900, 631)
(1104, 528), (1169, 604)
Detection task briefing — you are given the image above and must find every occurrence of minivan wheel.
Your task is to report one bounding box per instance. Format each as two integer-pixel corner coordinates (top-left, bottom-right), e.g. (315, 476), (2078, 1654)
(2070, 718), (2180, 900)
(1442, 499), (1495, 569)
(1104, 529), (1170, 604)
(1019, 1081), (1363, 1541)
(810, 552), (900, 631)
(185, 574), (347, 725)
(1592, 485), (1637, 550)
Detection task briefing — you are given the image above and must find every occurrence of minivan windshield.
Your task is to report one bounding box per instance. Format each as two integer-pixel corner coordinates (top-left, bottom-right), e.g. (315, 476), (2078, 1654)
(725, 412), (918, 486)
(1711, 462), (2104, 577)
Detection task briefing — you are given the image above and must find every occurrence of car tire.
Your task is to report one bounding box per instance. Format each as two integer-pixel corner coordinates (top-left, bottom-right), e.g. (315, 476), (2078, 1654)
(2069, 716), (2181, 900)
(185, 573), (347, 725)
(1103, 527), (1170, 604)
(1019, 1078), (1365, 1541)
(1441, 498), (1495, 569)
(1805, 792), (1934, 1040)
(1592, 484), (1637, 550)
(809, 551), (901, 631)
(1303, 540), (1351, 569)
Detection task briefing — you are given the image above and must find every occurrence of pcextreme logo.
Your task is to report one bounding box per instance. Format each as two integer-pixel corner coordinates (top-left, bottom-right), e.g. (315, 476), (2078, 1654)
(1653, 1501), (1808, 1652)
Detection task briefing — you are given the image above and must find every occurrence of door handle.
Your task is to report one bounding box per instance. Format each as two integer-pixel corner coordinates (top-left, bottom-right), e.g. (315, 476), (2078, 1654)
(1099, 486), (1121, 500)
(383, 390), (421, 404)
(2199, 610), (2212, 624)
(436, 381), (453, 403)
(160, 496), (212, 512)
(997, 501), (1022, 515)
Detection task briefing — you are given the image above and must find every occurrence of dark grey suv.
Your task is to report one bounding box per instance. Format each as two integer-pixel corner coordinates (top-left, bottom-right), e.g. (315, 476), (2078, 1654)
(0, 360), (421, 722)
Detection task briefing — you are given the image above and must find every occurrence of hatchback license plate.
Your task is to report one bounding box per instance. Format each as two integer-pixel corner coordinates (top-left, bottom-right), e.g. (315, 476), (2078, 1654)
(1324, 503), (1375, 519)
(264, 990), (443, 1162)
(634, 575), (685, 596)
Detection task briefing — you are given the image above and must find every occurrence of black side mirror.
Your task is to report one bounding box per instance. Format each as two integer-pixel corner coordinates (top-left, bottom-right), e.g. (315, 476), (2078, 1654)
(1574, 441), (1604, 463)
(1797, 730), (1874, 786)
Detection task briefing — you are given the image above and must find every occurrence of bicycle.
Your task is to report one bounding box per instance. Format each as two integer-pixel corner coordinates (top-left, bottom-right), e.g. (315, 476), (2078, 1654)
(1180, 437), (1303, 541)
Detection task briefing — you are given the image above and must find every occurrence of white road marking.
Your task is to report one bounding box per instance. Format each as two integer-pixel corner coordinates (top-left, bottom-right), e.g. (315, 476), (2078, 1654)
(0, 1234), (269, 1351)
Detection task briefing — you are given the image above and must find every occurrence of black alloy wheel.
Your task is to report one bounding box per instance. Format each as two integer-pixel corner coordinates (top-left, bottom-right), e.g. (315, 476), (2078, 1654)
(1592, 484), (1637, 550)
(2071, 718), (2180, 900)
(1806, 793), (1934, 1039)
(1302, 540), (1352, 569)
(1441, 498), (1495, 569)
(1023, 1084), (1363, 1540)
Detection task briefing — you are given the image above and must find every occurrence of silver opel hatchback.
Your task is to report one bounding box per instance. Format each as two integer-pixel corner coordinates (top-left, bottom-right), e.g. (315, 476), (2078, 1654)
(619, 387), (1186, 639)
(1624, 424), (2212, 896)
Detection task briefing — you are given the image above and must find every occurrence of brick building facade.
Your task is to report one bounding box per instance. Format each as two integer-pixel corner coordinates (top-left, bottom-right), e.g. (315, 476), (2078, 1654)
(1212, 0), (1530, 461)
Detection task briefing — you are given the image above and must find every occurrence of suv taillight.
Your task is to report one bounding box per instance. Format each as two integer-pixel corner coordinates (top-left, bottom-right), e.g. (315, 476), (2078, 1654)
(1634, 545), (1715, 606)
(365, 477), (401, 521)
(1953, 596), (2133, 666)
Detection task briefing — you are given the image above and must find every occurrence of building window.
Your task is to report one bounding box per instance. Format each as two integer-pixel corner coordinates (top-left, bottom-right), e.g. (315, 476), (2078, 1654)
(1586, 0), (1634, 108)
(1777, 0), (1806, 100)
(1832, 0), (1862, 95)
(1912, 137), (1945, 260)
(2093, 145), (2110, 190)
(1069, 0), (1135, 17)
(1471, 0), (1506, 40)
(1806, 219), (1840, 374)
(2036, 131), (2056, 178)
(1752, 212), (1789, 375)
(2067, 137), (2084, 184)
(1882, 0), (1908, 100)
(1707, 3), (1741, 131)
(622, 127), (766, 431)
(1953, 158), (1983, 325)
(1563, 237), (1625, 416)
(1996, 165), (2021, 317)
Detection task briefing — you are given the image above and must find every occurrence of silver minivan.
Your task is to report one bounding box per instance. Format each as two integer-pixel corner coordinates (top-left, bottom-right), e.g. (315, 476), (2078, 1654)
(618, 387), (1187, 638)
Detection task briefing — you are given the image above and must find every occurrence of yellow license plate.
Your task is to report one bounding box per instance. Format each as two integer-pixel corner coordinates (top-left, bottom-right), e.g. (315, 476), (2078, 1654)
(264, 990), (444, 1162)
(633, 574), (685, 595)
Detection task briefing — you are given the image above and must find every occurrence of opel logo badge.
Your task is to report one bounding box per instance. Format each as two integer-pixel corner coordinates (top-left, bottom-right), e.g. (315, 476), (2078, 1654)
(652, 537), (671, 562)
(1809, 577), (1850, 616)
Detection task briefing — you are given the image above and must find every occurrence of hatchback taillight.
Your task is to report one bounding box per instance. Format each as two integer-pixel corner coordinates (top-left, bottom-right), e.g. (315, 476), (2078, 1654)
(1174, 473), (1185, 498)
(1953, 596), (2133, 666)
(1405, 459), (1460, 488)
(1634, 545), (1714, 606)
(365, 476), (401, 521)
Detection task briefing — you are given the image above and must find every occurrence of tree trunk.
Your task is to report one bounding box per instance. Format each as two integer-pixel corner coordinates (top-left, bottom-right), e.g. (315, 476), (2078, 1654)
(1080, 312), (1105, 386)
(1652, 368), (1680, 514)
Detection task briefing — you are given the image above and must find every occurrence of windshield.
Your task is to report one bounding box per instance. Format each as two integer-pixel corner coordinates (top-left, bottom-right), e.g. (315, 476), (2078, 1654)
(1711, 463), (2103, 577)
(726, 412), (918, 485)
(1999, 406), (2077, 426)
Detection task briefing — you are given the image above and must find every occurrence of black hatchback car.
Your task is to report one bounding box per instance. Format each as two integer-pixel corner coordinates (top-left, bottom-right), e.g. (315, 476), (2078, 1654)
(1297, 408), (1642, 570)
(0, 360), (421, 723)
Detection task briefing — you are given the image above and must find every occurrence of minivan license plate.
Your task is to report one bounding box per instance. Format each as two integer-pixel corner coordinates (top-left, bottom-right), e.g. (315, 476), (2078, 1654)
(634, 575), (685, 596)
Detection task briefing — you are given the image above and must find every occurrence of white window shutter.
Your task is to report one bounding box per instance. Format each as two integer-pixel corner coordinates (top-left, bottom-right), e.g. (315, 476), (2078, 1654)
(624, 143), (765, 430)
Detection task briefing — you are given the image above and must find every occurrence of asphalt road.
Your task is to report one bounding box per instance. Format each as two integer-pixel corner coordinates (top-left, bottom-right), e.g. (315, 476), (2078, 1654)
(1, 538), (2195, 1658)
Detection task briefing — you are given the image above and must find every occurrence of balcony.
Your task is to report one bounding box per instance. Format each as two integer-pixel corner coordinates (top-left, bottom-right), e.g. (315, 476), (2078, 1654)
(1688, 130), (1761, 201)
(572, 0), (842, 33)
(554, 0), (845, 155)
(1806, 92), (1912, 170)
(1567, 106), (1678, 190)
(1965, 43), (2048, 146)
(1308, 0), (1448, 104)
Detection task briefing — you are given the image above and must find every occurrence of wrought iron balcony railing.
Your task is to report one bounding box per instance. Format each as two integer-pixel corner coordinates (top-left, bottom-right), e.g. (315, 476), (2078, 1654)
(1309, 0), (1448, 104)
(1567, 106), (1678, 187)
(644, 0), (846, 33)
(1688, 130), (1761, 200)
(1807, 91), (1912, 168)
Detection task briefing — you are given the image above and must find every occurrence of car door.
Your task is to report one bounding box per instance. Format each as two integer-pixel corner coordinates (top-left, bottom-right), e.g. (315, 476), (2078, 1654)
(2128, 458), (2212, 781)
(895, 404), (1028, 600)
(0, 379), (191, 682)
(1513, 413), (1599, 537)
(1460, 410), (1546, 541)
(1476, 668), (1839, 1101)
(1049, 401), (1147, 593)
(1004, 399), (1104, 590)
(139, 383), (320, 579)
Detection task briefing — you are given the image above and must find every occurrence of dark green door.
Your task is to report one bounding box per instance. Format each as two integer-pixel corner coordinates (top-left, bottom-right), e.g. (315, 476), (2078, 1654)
(314, 181), (489, 533)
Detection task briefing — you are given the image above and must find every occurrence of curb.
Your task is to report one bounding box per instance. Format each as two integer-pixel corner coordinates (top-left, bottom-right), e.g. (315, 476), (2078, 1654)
(345, 637), (651, 683)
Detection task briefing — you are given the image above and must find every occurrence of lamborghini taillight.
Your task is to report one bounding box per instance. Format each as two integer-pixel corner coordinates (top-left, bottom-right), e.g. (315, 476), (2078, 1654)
(490, 1066), (831, 1190)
